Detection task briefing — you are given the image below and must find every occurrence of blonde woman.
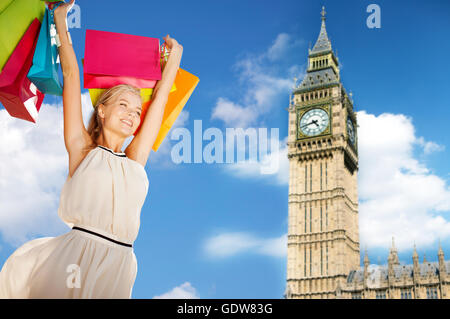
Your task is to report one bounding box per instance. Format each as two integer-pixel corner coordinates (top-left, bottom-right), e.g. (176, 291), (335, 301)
(0, 0), (182, 298)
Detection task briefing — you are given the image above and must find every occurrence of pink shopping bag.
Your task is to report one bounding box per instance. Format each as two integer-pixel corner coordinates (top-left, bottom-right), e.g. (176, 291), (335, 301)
(83, 29), (161, 89)
(0, 18), (44, 123)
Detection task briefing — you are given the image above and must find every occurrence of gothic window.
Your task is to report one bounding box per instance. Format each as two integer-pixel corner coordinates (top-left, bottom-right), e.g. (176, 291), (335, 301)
(320, 204), (323, 232)
(305, 165), (307, 192)
(320, 163), (323, 190)
(376, 290), (387, 299)
(304, 249), (306, 276)
(321, 243), (323, 275)
(401, 289), (412, 299)
(310, 164), (312, 192)
(305, 204), (307, 232)
(352, 292), (362, 299)
(426, 287), (438, 299)
(310, 205), (312, 232)
(310, 244), (312, 276)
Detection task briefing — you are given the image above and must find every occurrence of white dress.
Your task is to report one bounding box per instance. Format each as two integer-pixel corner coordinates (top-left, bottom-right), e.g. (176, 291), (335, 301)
(0, 145), (149, 298)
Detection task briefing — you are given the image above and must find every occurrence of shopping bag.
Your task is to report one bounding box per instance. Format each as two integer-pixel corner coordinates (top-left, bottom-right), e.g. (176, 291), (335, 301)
(86, 40), (176, 107)
(27, 6), (63, 96)
(133, 68), (199, 152)
(0, 19), (45, 123)
(88, 85), (176, 108)
(83, 29), (161, 89)
(0, 0), (45, 71)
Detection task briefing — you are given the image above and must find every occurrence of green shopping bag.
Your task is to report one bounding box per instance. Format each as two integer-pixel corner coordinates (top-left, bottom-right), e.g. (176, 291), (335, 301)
(0, 0), (45, 71)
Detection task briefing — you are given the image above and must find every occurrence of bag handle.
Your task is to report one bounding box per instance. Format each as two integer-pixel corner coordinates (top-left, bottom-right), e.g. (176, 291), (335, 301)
(160, 42), (171, 70)
(48, 1), (74, 47)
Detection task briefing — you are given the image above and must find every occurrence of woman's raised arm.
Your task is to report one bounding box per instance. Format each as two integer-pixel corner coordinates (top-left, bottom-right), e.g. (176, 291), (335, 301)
(53, 0), (91, 155)
(125, 35), (183, 167)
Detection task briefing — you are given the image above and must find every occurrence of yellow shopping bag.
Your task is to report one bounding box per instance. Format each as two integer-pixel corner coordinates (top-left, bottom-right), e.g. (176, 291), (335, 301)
(88, 85), (176, 107)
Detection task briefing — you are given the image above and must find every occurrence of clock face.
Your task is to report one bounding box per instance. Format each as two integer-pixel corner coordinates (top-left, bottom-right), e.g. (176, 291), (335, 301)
(347, 118), (355, 145)
(299, 108), (329, 136)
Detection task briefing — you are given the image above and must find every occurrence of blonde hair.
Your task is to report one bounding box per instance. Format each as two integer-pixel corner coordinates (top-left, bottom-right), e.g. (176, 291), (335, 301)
(83, 84), (142, 153)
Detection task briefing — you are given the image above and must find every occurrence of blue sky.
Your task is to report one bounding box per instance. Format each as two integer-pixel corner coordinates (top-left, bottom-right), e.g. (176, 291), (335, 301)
(1, 0), (450, 298)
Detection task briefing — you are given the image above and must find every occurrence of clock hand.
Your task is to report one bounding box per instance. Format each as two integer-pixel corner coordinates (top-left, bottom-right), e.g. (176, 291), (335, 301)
(300, 121), (316, 129)
(312, 119), (319, 127)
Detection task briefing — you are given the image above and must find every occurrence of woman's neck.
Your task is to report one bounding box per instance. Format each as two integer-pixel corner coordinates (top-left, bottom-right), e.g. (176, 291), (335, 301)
(97, 131), (125, 153)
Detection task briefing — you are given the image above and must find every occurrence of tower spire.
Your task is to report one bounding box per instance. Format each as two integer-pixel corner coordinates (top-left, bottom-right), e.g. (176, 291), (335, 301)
(389, 236), (400, 266)
(438, 238), (444, 255)
(310, 6), (332, 54)
(413, 242), (419, 258)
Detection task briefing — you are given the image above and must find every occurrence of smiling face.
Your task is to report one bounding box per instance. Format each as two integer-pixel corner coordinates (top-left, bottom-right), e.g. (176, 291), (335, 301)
(98, 90), (143, 138)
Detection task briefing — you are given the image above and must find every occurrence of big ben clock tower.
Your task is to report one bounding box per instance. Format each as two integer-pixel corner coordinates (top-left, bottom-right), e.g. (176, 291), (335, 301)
(285, 7), (360, 299)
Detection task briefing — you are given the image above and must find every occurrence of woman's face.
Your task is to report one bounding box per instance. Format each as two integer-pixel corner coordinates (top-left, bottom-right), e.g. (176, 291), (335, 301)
(99, 91), (142, 137)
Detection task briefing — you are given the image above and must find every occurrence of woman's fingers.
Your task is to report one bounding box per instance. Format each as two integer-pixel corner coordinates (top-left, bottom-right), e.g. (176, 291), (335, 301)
(53, 0), (75, 15)
(163, 34), (182, 51)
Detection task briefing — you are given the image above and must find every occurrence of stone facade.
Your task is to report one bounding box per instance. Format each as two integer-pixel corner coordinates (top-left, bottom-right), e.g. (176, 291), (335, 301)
(284, 7), (449, 299)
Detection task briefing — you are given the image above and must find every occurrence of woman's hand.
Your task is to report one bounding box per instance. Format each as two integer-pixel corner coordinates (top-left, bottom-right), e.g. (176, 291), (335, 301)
(163, 34), (183, 58)
(125, 36), (183, 166)
(47, 0), (75, 22)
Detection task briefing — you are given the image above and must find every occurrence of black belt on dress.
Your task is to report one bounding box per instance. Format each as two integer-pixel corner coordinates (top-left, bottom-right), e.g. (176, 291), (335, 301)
(72, 226), (133, 248)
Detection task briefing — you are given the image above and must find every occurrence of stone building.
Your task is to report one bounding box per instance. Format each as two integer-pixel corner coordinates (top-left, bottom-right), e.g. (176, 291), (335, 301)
(340, 239), (450, 299)
(284, 7), (449, 299)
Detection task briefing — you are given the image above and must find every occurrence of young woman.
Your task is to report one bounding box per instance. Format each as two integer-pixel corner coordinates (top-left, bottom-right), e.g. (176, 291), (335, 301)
(0, 0), (182, 298)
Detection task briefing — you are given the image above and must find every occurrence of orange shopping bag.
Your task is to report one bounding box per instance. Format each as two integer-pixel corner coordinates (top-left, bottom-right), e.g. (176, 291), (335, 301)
(134, 68), (199, 152)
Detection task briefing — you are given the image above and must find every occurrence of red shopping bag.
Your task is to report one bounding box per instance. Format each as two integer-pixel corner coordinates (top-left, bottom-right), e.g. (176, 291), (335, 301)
(83, 29), (161, 89)
(0, 18), (44, 123)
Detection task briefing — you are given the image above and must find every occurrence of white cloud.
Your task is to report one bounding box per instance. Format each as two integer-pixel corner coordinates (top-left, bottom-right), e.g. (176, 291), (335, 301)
(267, 33), (304, 61)
(267, 33), (291, 61)
(223, 135), (289, 186)
(211, 33), (303, 129)
(210, 33), (301, 185)
(0, 96), (86, 246)
(211, 98), (256, 128)
(203, 231), (287, 259)
(153, 282), (199, 299)
(357, 111), (450, 251)
(416, 136), (445, 155)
